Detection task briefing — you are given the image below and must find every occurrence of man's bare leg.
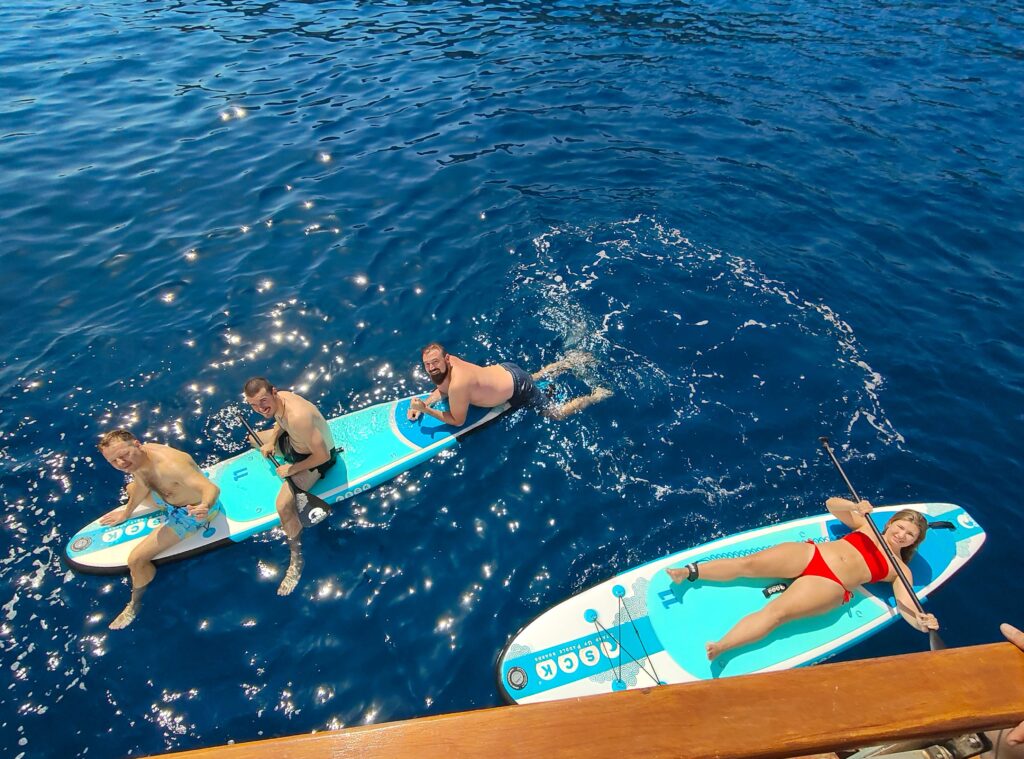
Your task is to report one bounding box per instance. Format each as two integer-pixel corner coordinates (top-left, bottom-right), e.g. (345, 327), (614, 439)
(110, 584), (149, 630)
(275, 484), (303, 596)
(532, 349), (596, 381)
(547, 387), (613, 420)
(278, 536), (304, 597)
(110, 525), (180, 630)
(274, 469), (320, 596)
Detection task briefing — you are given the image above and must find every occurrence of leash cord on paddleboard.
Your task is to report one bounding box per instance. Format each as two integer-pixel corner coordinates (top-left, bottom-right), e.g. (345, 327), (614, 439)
(592, 618), (661, 687)
(619, 596), (663, 686)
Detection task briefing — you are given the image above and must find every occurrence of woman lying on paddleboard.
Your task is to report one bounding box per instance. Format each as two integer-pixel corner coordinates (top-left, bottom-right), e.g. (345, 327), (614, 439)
(667, 498), (940, 660)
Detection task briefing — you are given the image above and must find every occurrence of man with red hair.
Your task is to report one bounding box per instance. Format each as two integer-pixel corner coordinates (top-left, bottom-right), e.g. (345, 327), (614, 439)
(97, 429), (221, 629)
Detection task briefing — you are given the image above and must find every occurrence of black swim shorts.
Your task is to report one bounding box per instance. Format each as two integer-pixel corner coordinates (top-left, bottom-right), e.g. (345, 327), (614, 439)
(501, 362), (551, 411)
(277, 432), (338, 478)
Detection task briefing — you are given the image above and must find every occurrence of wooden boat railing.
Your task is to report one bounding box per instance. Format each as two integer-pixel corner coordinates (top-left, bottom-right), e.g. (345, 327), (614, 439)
(158, 642), (1024, 759)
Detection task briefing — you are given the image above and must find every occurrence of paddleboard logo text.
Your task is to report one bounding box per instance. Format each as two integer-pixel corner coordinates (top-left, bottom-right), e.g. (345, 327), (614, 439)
(101, 515), (165, 543)
(533, 640), (616, 681)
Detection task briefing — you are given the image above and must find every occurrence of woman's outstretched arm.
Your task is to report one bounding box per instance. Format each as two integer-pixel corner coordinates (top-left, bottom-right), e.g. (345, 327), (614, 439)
(891, 565), (940, 632)
(826, 496), (871, 530)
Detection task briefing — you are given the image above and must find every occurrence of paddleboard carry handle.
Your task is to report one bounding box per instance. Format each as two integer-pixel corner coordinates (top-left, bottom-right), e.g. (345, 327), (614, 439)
(763, 582), (789, 599)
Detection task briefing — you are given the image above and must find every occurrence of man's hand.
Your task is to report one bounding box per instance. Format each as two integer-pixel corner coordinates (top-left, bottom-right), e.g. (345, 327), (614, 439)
(1001, 623), (1024, 745)
(99, 507), (129, 527)
(408, 397), (426, 421)
(275, 463), (294, 479)
(914, 611), (939, 632)
(188, 503), (210, 521)
(260, 441), (276, 459)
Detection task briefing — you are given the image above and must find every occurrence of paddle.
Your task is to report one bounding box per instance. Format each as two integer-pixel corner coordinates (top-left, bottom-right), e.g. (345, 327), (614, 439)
(237, 410), (331, 527)
(819, 436), (945, 651)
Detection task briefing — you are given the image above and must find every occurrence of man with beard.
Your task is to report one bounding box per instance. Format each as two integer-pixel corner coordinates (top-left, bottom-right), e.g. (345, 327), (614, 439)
(408, 342), (611, 425)
(242, 377), (338, 595)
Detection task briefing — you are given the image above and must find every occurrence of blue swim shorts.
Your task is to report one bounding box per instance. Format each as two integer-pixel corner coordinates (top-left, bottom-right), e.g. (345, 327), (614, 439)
(152, 494), (221, 540)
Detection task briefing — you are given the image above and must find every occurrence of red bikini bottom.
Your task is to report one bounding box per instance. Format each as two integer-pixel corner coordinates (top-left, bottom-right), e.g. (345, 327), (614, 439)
(799, 540), (853, 604)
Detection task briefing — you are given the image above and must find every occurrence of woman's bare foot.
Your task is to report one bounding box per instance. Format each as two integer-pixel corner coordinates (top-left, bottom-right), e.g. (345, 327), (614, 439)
(667, 567), (688, 584)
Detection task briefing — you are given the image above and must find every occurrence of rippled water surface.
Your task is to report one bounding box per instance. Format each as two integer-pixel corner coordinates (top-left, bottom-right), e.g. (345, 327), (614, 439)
(2, 1), (1022, 756)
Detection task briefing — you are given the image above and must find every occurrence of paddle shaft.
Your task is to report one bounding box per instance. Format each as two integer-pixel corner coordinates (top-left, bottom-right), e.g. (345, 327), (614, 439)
(237, 412), (301, 489)
(818, 438), (925, 616)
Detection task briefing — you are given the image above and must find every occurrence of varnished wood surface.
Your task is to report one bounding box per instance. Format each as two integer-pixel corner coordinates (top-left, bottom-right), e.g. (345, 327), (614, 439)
(158, 643), (1024, 759)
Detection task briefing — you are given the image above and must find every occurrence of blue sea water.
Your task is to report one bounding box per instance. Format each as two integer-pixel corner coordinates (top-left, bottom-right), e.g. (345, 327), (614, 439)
(1, 1), (1022, 755)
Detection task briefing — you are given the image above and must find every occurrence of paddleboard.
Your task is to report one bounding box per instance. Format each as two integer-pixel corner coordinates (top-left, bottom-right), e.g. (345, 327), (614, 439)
(66, 394), (510, 574)
(496, 503), (984, 704)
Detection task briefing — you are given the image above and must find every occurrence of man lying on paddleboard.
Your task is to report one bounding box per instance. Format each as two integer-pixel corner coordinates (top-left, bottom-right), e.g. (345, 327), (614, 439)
(97, 429), (222, 630)
(408, 342), (612, 425)
(668, 497), (940, 660)
(242, 377), (338, 596)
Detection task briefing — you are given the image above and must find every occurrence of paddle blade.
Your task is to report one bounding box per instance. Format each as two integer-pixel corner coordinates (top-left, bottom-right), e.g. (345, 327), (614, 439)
(929, 629), (946, 651)
(294, 489), (331, 528)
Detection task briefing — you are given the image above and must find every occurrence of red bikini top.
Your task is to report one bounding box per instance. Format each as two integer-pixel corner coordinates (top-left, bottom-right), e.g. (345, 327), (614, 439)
(841, 530), (891, 583)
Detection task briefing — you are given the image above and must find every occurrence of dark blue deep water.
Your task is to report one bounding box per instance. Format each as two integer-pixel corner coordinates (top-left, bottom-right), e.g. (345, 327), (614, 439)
(2, 1), (1022, 756)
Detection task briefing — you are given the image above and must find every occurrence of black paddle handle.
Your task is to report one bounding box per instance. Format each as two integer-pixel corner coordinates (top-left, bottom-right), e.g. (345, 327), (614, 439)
(236, 410), (296, 493)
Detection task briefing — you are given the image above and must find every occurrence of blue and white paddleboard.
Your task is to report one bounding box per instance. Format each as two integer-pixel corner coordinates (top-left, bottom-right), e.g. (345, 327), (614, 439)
(496, 503), (984, 704)
(65, 395), (509, 574)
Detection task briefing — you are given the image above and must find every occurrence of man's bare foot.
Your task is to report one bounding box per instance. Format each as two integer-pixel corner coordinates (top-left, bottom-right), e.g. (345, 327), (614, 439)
(590, 386), (613, 402)
(706, 641), (723, 661)
(277, 556), (303, 596)
(109, 602), (140, 630)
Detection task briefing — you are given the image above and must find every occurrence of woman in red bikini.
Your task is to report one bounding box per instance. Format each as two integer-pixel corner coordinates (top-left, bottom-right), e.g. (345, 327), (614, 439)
(666, 497), (940, 661)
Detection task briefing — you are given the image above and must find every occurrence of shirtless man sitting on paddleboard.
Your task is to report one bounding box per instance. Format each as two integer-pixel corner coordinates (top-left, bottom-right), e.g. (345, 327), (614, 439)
(97, 429), (222, 630)
(242, 377), (338, 596)
(408, 343), (612, 425)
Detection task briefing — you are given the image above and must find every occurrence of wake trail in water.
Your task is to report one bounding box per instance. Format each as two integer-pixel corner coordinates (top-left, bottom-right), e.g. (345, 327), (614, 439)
(502, 215), (903, 523)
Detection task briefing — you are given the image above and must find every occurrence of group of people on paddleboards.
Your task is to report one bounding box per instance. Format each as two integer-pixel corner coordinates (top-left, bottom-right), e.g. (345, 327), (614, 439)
(91, 341), (940, 650)
(83, 339), (1024, 748)
(94, 343), (610, 629)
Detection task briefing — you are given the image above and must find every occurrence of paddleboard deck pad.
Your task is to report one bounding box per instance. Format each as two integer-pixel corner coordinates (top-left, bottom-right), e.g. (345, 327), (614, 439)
(496, 503), (984, 704)
(66, 394), (510, 574)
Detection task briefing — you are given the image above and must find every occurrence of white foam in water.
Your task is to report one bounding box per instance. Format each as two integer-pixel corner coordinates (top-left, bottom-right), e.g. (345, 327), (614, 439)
(513, 215), (904, 508)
